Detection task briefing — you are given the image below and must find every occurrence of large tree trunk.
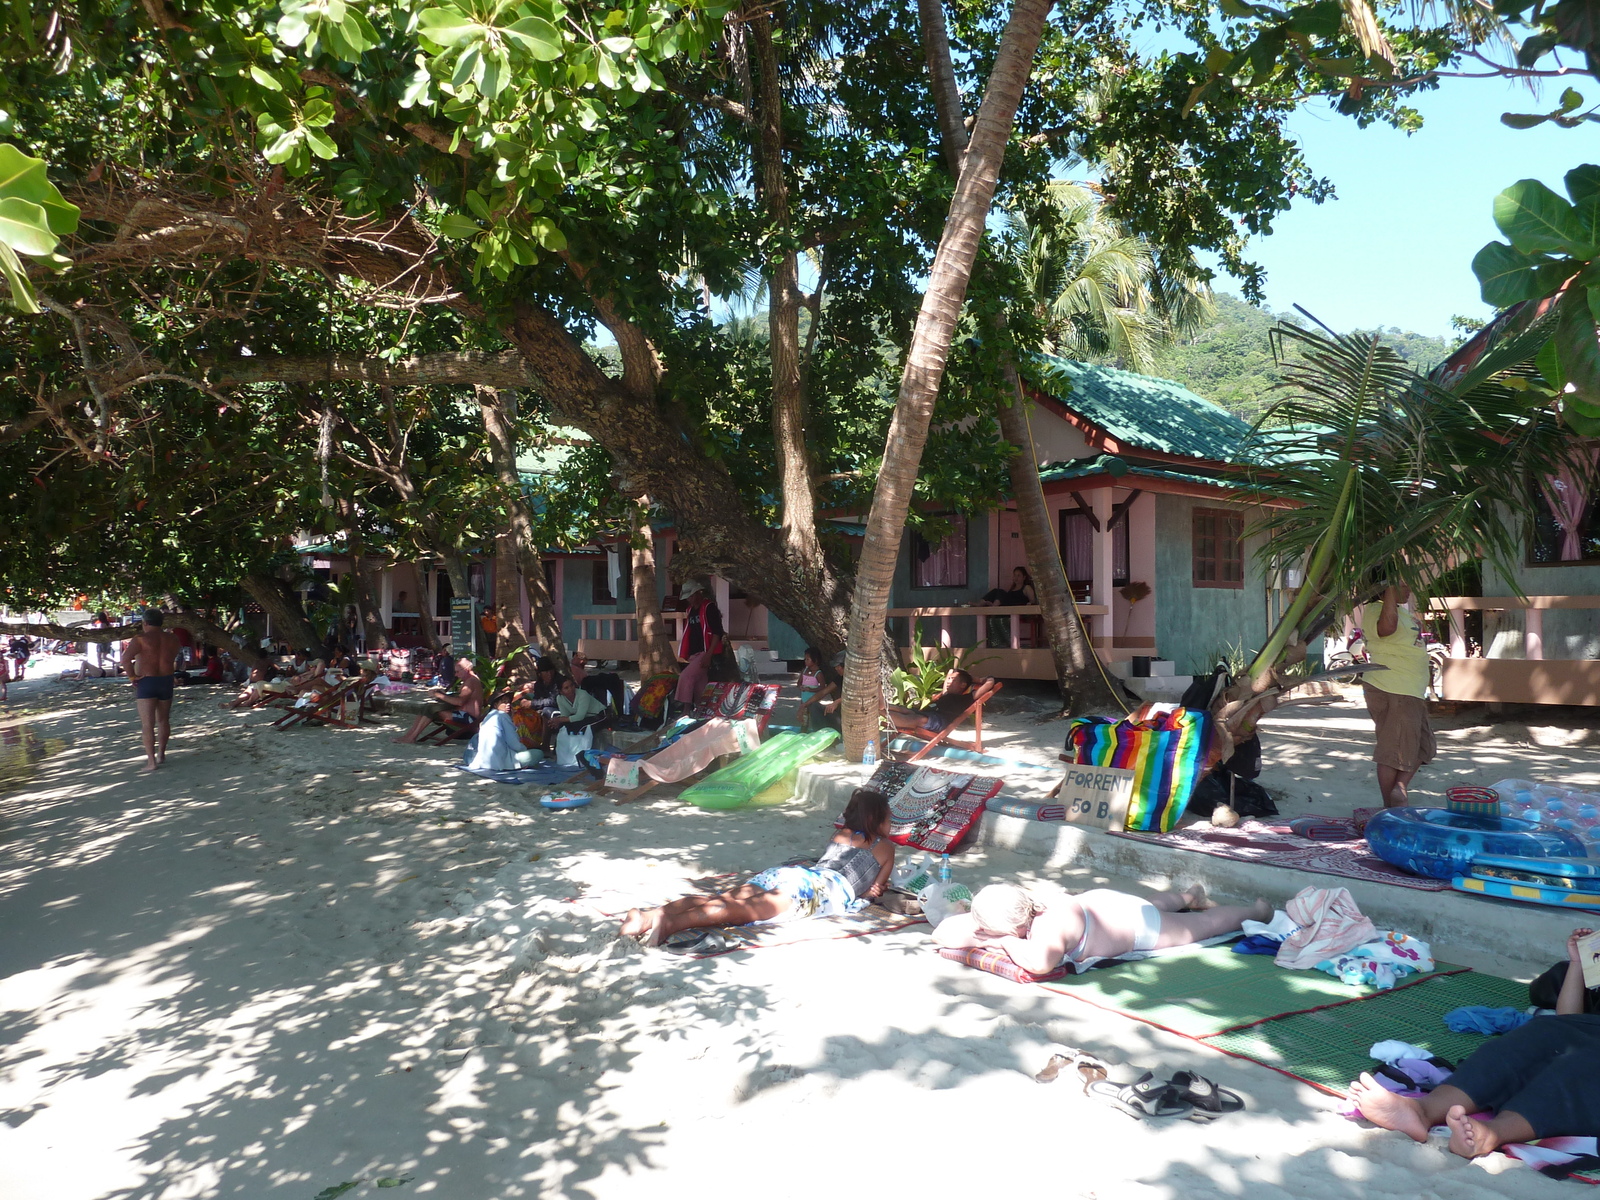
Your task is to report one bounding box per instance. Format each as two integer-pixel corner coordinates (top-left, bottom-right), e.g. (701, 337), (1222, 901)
(749, 7), (820, 568)
(997, 364), (1126, 714)
(241, 572), (322, 655)
(349, 552), (390, 653)
(840, 0), (1058, 758)
(476, 386), (569, 673)
(915, 0), (1123, 717)
(630, 496), (677, 677)
(494, 531), (530, 658)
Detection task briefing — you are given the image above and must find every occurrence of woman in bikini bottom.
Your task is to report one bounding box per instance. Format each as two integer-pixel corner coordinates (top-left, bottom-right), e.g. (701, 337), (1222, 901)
(933, 883), (1272, 975)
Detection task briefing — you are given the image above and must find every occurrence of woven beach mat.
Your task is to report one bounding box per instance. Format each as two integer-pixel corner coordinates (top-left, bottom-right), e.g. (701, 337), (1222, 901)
(1109, 819), (1452, 892)
(1204, 969), (1529, 1095)
(1040, 942), (1465, 1039)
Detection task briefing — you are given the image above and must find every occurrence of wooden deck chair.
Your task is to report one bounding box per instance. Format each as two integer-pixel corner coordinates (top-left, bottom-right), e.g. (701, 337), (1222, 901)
(894, 678), (1004, 762)
(273, 677), (367, 730)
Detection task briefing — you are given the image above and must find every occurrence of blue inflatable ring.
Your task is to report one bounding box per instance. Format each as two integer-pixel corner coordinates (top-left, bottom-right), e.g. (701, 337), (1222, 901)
(540, 791), (592, 810)
(1366, 806), (1586, 880)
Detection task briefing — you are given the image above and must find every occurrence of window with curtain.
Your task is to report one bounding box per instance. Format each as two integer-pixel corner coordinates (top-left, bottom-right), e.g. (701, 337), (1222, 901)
(1193, 508), (1245, 588)
(591, 559), (614, 605)
(1058, 509), (1093, 600)
(910, 516), (968, 588)
(1529, 471), (1600, 564)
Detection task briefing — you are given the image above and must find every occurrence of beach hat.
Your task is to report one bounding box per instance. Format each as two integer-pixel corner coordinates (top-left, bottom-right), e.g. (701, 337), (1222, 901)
(680, 579), (704, 596)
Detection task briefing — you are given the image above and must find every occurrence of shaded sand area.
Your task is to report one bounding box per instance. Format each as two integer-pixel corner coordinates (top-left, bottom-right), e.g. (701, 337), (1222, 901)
(2, 677), (1596, 1199)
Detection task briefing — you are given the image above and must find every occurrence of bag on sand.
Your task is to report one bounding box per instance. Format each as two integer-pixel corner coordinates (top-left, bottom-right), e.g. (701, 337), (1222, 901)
(1064, 704), (1212, 833)
(555, 725), (594, 768)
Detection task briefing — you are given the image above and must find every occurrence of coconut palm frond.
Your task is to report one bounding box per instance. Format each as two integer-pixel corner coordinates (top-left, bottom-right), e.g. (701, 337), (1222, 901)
(1238, 323), (1576, 678)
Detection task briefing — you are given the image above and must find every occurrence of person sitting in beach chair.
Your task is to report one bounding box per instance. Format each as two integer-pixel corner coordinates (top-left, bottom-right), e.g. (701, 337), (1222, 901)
(933, 883), (1270, 974)
(620, 788), (895, 947)
(1352, 926), (1600, 1159)
(394, 656), (484, 744)
(545, 674), (612, 754)
(886, 668), (975, 737)
(221, 664), (292, 709)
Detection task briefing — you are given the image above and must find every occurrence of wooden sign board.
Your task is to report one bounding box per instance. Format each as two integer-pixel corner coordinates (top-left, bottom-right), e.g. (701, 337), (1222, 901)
(1056, 764), (1136, 831)
(449, 597), (477, 655)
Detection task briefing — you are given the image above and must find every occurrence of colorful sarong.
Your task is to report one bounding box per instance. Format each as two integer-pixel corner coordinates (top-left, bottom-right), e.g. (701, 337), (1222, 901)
(1064, 703), (1212, 832)
(745, 865), (864, 923)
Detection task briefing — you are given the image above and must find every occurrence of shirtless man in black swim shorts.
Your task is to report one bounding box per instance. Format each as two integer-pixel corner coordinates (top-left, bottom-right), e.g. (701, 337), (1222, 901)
(125, 608), (183, 773)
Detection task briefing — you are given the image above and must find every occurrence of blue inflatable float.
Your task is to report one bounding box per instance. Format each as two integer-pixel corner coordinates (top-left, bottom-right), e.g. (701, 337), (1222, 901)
(1366, 806), (1586, 880)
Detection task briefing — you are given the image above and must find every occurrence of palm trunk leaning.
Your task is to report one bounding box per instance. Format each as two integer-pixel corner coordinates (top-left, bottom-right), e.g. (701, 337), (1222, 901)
(840, 0), (1058, 759)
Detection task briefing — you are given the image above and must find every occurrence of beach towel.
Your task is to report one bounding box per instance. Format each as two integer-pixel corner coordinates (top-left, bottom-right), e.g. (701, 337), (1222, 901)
(633, 672), (678, 720)
(453, 761), (583, 786)
(691, 682), (780, 725)
(1275, 886), (1376, 969)
(461, 711), (522, 772)
(1064, 704), (1211, 832)
(597, 717), (759, 784)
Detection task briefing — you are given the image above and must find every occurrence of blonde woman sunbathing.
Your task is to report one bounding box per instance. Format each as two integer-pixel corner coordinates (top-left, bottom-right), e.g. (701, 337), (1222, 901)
(933, 884), (1270, 974)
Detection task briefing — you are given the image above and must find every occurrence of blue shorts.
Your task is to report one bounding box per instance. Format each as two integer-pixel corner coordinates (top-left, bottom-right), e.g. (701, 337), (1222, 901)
(135, 675), (175, 701)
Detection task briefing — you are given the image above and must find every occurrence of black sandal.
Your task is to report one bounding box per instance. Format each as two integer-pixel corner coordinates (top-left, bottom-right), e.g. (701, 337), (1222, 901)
(1167, 1070), (1245, 1118)
(1086, 1071), (1193, 1119)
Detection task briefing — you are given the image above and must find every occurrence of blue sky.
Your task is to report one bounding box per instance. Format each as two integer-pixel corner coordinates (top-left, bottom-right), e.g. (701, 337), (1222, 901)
(1224, 74), (1594, 337)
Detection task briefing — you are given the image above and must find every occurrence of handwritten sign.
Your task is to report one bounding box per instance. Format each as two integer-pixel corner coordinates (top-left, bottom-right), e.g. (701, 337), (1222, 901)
(1056, 764), (1135, 831)
(449, 597), (477, 655)
(1579, 929), (1600, 990)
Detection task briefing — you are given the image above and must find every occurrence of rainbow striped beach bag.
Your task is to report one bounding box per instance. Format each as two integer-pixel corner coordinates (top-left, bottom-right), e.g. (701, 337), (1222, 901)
(1063, 704), (1212, 833)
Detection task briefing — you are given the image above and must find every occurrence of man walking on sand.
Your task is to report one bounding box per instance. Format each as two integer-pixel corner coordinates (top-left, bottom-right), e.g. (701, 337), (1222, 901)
(125, 608), (182, 773)
(1363, 583), (1434, 808)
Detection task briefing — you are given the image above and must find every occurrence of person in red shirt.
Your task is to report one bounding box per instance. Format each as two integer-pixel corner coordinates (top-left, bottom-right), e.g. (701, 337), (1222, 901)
(673, 580), (724, 705)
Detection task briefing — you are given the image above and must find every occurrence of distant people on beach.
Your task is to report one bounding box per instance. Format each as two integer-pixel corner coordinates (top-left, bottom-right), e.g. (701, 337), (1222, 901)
(933, 883), (1271, 974)
(8, 633), (33, 680)
(394, 656), (483, 743)
(886, 668), (974, 738)
(570, 650), (627, 714)
(674, 580), (724, 705)
(978, 566), (1037, 606)
(544, 674), (612, 754)
(1352, 927), (1600, 1158)
(124, 609), (182, 772)
(620, 788), (895, 947)
(1362, 583), (1434, 808)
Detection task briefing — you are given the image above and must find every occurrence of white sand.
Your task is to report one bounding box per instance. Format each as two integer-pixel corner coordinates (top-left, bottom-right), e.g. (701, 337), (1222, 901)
(0, 677), (1591, 1199)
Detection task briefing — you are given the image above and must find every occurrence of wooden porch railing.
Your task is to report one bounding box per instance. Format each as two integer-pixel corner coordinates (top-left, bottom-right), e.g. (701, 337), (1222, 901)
(1427, 595), (1600, 705)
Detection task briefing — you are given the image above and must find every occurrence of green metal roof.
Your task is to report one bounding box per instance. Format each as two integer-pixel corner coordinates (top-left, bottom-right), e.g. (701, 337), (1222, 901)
(1031, 356), (1252, 463)
(1038, 454), (1238, 492)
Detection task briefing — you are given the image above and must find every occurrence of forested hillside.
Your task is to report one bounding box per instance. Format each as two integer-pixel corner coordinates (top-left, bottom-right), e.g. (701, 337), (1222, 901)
(1149, 295), (1457, 421)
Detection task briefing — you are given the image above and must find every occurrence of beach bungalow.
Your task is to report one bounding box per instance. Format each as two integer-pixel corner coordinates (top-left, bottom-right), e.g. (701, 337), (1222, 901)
(1427, 316), (1600, 707)
(570, 358), (1289, 696)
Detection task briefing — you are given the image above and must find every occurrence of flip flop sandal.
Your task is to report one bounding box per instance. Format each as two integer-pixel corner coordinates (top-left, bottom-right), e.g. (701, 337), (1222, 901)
(1085, 1071), (1193, 1120)
(1168, 1070), (1245, 1118)
(1074, 1053), (1111, 1092)
(1032, 1049), (1082, 1084)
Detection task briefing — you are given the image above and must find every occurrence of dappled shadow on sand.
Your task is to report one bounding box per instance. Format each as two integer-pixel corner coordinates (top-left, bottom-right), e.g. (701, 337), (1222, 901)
(0, 688), (820, 1199)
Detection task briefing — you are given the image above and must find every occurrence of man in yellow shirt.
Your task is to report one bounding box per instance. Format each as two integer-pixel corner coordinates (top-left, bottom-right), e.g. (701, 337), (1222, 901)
(1362, 584), (1434, 807)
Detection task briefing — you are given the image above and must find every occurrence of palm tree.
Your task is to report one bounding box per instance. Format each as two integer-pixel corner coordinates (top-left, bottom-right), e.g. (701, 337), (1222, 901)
(1003, 181), (1212, 370)
(1216, 320), (1574, 743)
(839, 0), (1058, 760)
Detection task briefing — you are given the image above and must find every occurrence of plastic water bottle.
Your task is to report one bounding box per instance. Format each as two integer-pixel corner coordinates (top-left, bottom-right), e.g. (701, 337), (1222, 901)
(939, 854), (951, 884)
(862, 738), (876, 766)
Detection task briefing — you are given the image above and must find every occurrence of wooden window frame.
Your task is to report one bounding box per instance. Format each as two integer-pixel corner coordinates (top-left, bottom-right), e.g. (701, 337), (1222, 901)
(1192, 507), (1245, 590)
(909, 516), (969, 589)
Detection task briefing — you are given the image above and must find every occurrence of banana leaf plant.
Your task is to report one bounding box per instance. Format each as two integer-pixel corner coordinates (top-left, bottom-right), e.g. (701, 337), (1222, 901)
(1216, 322), (1578, 747)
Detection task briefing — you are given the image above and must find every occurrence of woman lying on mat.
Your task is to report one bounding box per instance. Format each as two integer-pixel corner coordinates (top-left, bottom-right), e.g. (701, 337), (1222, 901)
(1351, 927), (1600, 1158)
(620, 788), (895, 948)
(933, 884), (1271, 974)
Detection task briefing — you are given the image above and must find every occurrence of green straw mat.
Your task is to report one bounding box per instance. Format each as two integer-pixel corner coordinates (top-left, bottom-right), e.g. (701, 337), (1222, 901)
(1206, 969), (1531, 1095)
(1040, 942), (1465, 1038)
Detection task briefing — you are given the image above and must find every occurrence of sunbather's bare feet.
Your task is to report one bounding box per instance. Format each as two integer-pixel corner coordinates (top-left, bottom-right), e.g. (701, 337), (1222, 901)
(1180, 883), (1211, 910)
(1249, 898), (1272, 922)
(619, 908), (650, 939)
(1445, 1105), (1502, 1159)
(141, 761), (158, 774)
(1349, 1073), (1430, 1143)
(392, 735), (416, 744)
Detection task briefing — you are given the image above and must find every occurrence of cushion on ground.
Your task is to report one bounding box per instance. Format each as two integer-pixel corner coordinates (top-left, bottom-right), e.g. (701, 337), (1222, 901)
(939, 944), (1069, 983)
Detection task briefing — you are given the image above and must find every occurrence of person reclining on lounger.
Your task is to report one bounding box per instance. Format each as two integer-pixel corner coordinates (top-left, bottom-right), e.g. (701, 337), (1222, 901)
(1351, 926), (1600, 1159)
(886, 668), (974, 738)
(933, 883), (1271, 974)
(220, 664), (291, 708)
(394, 656), (484, 743)
(619, 788), (896, 947)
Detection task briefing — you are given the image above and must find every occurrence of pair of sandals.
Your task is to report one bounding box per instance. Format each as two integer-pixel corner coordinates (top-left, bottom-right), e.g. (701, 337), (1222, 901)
(1088, 1069), (1245, 1121)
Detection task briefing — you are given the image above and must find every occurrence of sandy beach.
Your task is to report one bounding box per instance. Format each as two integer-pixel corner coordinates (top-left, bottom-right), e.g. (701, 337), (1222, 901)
(3, 674), (1596, 1199)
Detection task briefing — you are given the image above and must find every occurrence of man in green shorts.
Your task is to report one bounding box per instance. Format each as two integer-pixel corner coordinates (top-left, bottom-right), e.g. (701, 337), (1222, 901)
(1363, 584), (1434, 808)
